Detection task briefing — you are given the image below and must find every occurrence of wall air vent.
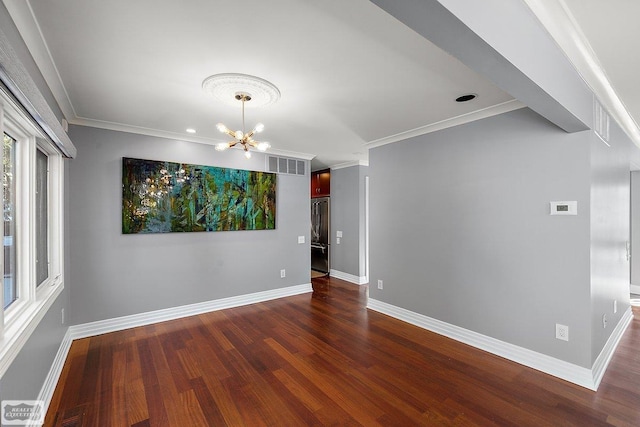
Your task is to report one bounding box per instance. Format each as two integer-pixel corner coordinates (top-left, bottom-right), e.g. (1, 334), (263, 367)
(266, 155), (306, 176)
(594, 100), (610, 144)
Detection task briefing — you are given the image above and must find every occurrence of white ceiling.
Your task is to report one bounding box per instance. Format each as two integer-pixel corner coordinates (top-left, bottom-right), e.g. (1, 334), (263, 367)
(4, 0), (640, 170)
(4, 0), (518, 169)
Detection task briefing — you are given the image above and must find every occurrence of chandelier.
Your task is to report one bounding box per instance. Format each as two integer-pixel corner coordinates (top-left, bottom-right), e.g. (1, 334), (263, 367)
(214, 93), (269, 159)
(202, 73), (280, 159)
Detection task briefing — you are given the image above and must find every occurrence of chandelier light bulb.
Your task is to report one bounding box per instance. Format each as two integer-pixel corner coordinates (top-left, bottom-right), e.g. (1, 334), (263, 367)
(254, 123), (264, 133)
(244, 150), (252, 159)
(215, 142), (229, 151)
(257, 142), (270, 152)
(216, 123), (228, 133)
(236, 130), (243, 141)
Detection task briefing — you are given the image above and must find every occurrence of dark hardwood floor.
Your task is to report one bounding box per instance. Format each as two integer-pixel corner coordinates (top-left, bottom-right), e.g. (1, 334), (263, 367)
(46, 276), (640, 426)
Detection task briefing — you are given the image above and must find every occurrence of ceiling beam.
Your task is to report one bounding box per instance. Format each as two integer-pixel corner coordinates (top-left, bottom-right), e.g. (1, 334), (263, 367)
(370, 0), (592, 133)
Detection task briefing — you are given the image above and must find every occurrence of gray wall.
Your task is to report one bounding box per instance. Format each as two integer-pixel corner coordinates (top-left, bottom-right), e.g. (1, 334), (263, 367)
(67, 125), (310, 325)
(0, 289), (69, 402)
(330, 165), (368, 279)
(0, 3), (70, 403)
(632, 171), (640, 288)
(368, 0), (633, 369)
(369, 108), (596, 367)
(359, 166), (369, 278)
(589, 120), (631, 361)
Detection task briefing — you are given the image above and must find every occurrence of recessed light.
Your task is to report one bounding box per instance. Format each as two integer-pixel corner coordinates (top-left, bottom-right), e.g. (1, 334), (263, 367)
(186, 128), (196, 134)
(455, 94), (477, 103)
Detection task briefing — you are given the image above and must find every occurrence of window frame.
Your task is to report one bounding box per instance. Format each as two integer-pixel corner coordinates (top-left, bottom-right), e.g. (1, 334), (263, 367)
(0, 87), (64, 379)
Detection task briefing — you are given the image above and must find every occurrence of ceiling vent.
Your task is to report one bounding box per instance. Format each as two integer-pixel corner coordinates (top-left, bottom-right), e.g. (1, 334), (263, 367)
(266, 155), (306, 176)
(594, 100), (610, 144)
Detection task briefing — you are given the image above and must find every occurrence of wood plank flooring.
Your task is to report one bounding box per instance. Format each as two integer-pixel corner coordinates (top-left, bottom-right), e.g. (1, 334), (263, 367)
(46, 277), (640, 426)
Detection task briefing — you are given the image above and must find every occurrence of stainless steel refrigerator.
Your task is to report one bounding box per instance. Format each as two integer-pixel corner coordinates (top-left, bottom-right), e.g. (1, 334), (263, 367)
(311, 197), (330, 273)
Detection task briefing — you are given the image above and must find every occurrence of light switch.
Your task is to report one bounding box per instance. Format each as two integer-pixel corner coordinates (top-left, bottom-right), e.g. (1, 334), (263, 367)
(336, 230), (343, 238)
(298, 236), (305, 244)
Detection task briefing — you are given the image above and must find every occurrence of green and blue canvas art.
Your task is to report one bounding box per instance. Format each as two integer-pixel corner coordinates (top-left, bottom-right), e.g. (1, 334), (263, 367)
(122, 157), (276, 234)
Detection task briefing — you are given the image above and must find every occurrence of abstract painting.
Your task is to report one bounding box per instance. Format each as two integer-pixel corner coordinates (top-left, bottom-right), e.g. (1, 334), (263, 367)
(122, 157), (276, 234)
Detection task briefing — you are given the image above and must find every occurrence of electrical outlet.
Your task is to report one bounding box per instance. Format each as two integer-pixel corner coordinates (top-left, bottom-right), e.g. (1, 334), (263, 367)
(602, 314), (607, 328)
(377, 280), (383, 290)
(61, 308), (65, 325)
(337, 237), (341, 244)
(555, 324), (569, 341)
(280, 269), (286, 278)
(613, 300), (617, 314)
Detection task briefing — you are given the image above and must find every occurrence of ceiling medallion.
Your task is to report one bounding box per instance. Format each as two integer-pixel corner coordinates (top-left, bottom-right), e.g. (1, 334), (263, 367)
(202, 73), (281, 108)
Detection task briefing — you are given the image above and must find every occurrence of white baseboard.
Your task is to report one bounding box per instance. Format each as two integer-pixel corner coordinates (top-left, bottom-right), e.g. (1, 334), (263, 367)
(591, 307), (633, 389)
(35, 328), (72, 421)
(37, 283), (312, 416)
(68, 283), (312, 340)
(330, 269), (368, 285)
(630, 284), (640, 295)
(367, 299), (632, 391)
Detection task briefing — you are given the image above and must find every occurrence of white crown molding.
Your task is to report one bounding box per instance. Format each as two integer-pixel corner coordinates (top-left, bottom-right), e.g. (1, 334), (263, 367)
(523, 0), (640, 147)
(71, 116), (222, 144)
(68, 283), (312, 340)
(367, 299), (632, 390)
(3, 0), (76, 120)
(330, 160), (369, 170)
(329, 269), (368, 285)
(70, 118), (316, 160)
(365, 99), (525, 149)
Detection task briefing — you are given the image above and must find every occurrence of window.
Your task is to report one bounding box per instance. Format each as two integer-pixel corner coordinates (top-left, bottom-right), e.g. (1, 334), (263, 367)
(0, 88), (64, 379)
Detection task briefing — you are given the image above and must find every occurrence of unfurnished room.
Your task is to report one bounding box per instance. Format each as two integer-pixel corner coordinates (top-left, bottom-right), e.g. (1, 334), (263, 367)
(0, 1), (639, 426)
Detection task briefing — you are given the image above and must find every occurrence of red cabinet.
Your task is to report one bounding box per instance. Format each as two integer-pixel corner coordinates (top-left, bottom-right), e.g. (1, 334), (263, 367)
(311, 169), (330, 198)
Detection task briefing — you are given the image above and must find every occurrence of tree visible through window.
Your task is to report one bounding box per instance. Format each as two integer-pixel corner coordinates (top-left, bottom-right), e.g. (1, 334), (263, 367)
(3, 132), (16, 309)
